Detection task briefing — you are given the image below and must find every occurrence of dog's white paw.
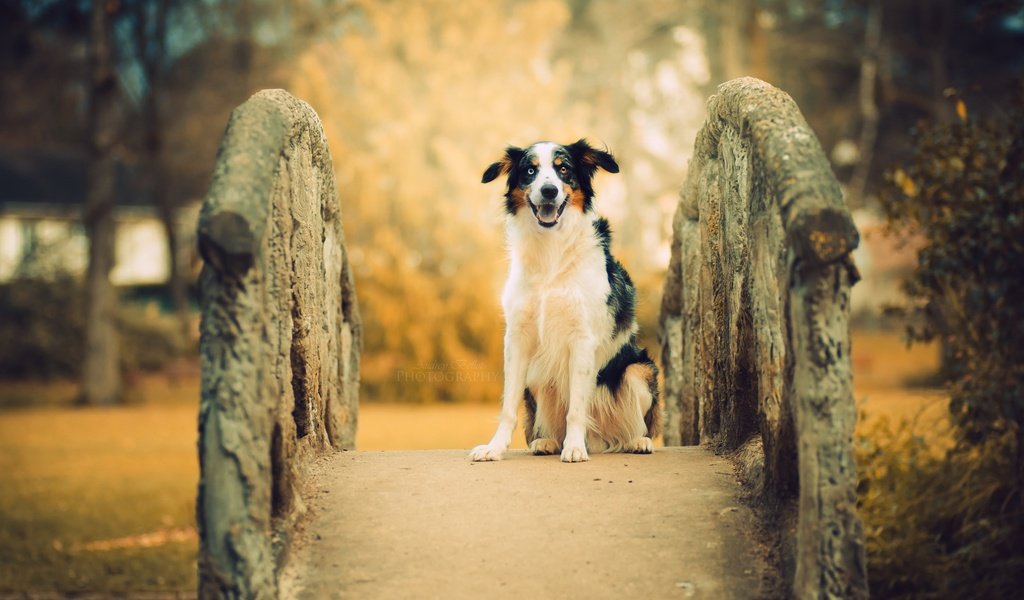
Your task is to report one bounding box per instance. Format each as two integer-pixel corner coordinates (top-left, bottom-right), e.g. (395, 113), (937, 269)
(529, 438), (561, 455)
(469, 444), (505, 461)
(626, 436), (653, 454)
(560, 443), (589, 463)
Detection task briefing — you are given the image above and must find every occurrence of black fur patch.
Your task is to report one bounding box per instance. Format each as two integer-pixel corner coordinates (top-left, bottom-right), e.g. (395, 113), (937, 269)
(504, 193), (520, 217)
(483, 140), (618, 217)
(566, 139), (618, 213)
(481, 146), (527, 216)
(595, 338), (655, 396)
(523, 387), (537, 444)
(593, 218), (636, 338)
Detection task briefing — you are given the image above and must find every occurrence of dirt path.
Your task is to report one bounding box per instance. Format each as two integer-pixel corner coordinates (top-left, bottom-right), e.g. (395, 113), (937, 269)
(282, 448), (764, 599)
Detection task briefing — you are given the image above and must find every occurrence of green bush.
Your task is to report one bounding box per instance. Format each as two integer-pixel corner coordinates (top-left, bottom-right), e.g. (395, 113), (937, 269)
(857, 416), (1024, 599)
(867, 88), (1024, 598)
(881, 90), (1024, 454)
(0, 278), (189, 380)
(0, 278), (85, 378)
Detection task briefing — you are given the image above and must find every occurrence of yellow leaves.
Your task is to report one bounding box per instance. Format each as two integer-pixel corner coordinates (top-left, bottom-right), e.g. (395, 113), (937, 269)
(956, 99), (967, 122)
(892, 168), (918, 198)
(286, 0), (674, 403)
(944, 87), (967, 121)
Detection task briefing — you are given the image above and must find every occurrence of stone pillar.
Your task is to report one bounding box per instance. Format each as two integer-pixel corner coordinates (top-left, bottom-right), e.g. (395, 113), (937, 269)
(196, 89), (361, 599)
(658, 77), (866, 598)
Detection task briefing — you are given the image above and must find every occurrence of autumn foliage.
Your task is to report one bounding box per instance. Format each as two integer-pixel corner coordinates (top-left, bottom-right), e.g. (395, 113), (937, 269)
(289, 1), (694, 403)
(860, 89), (1024, 598)
(882, 92), (1024, 458)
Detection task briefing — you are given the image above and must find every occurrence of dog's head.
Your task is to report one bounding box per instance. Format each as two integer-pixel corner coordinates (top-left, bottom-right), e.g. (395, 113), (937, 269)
(482, 139), (619, 228)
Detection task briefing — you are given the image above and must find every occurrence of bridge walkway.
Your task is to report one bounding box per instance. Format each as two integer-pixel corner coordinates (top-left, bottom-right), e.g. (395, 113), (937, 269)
(283, 448), (764, 599)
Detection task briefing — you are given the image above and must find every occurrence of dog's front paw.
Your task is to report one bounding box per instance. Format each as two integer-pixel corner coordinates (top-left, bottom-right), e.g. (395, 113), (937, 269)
(626, 436), (653, 454)
(469, 444), (505, 461)
(529, 438), (561, 455)
(560, 443), (589, 463)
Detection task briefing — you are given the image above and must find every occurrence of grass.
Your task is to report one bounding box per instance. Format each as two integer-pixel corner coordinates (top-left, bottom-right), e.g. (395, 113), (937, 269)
(0, 375), (199, 593)
(0, 329), (945, 594)
(0, 375), (525, 594)
(851, 329), (949, 445)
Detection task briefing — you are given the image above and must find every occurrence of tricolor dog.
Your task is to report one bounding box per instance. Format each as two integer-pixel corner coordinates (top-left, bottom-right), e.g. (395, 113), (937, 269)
(470, 139), (660, 463)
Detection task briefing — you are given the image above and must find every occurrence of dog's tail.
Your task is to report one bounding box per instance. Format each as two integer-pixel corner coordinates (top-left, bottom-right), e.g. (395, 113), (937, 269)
(643, 359), (661, 439)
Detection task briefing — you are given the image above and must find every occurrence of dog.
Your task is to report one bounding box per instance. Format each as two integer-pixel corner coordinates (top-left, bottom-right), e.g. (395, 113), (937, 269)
(469, 139), (660, 463)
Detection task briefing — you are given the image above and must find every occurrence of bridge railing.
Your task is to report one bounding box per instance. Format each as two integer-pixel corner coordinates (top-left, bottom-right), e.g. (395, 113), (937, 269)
(658, 77), (867, 598)
(196, 89), (361, 599)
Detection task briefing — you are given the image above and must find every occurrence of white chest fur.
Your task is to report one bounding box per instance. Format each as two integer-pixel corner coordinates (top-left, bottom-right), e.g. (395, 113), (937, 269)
(501, 210), (621, 390)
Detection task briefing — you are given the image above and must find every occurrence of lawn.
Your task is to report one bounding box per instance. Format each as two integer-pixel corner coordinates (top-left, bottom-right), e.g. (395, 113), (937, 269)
(0, 375), (521, 594)
(0, 329), (944, 594)
(851, 329), (949, 444)
(0, 376), (199, 593)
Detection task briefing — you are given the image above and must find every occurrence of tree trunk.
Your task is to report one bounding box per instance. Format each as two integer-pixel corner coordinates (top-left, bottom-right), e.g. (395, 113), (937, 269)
(719, 2), (746, 82)
(137, 0), (189, 344)
(848, 0), (882, 206)
(236, 0), (254, 95)
(152, 155), (190, 345)
(159, 200), (191, 344)
(80, 0), (121, 405)
(1017, 423), (1024, 514)
(745, 0), (768, 82)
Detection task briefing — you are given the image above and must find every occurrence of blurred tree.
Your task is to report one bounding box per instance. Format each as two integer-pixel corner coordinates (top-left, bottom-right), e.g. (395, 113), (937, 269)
(291, 0), (560, 402)
(1, 0), (350, 396)
(703, 0), (767, 88)
(127, 0), (194, 342)
(0, 2), (88, 148)
(80, 0), (121, 405)
(9, 0), (1022, 410)
(880, 91), (1024, 496)
(296, 0), (698, 404)
(559, 0), (707, 273)
(847, 0), (881, 204)
(714, 0), (1024, 206)
(290, 0), (715, 403)
(865, 88), (1024, 599)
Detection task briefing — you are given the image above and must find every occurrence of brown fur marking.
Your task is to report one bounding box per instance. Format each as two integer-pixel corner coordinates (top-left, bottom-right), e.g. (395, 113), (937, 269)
(568, 187), (585, 211)
(508, 188), (527, 213)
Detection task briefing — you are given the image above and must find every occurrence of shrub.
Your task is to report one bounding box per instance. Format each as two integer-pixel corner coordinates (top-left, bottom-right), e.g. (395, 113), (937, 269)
(880, 90), (1024, 467)
(866, 87), (1024, 598)
(857, 416), (1024, 599)
(0, 278), (189, 380)
(0, 277), (85, 378)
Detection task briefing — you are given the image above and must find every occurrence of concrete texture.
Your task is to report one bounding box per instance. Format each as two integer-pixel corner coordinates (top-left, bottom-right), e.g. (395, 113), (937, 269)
(282, 448), (764, 599)
(197, 89), (361, 599)
(658, 77), (866, 598)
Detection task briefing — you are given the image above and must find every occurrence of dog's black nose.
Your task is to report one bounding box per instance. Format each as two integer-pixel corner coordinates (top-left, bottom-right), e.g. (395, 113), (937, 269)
(540, 184), (558, 200)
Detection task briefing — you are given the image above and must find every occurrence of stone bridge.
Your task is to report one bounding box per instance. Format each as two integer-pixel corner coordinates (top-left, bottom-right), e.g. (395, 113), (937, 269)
(195, 79), (867, 599)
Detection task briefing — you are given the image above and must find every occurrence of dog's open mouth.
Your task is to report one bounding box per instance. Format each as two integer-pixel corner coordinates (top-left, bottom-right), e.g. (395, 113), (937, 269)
(529, 200), (567, 228)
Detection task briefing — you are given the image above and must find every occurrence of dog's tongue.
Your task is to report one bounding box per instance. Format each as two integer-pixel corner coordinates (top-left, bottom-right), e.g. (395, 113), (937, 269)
(536, 203), (559, 224)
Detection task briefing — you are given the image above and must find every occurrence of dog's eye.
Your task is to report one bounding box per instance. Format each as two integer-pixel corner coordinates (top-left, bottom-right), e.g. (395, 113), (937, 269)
(527, 168), (536, 175)
(559, 165), (568, 174)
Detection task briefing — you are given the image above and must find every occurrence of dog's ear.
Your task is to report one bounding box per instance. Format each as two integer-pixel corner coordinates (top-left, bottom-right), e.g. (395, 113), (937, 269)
(566, 139), (619, 175)
(482, 146), (525, 183)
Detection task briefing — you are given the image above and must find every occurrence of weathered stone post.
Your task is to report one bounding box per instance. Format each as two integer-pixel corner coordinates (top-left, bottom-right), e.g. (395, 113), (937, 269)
(659, 77), (867, 598)
(196, 89), (361, 599)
